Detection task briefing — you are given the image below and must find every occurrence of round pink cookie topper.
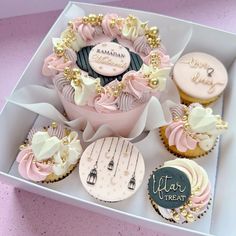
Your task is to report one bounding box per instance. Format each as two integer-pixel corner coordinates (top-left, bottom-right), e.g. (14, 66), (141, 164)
(173, 52), (228, 100)
(79, 137), (145, 202)
(88, 42), (131, 77)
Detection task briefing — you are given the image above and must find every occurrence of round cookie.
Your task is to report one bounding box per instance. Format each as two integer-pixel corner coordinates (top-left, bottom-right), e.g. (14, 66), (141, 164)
(79, 137), (145, 202)
(148, 159), (211, 224)
(173, 52), (228, 105)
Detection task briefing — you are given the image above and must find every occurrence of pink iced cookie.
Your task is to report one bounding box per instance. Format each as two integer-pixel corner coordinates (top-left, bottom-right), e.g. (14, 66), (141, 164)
(173, 52), (228, 104)
(79, 137), (145, 202)
(89, 42), (131, 76)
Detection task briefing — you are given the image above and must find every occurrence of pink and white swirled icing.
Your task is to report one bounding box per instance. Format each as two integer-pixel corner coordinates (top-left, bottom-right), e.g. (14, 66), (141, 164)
(101, 13), (122, 38)
(165, 121), (197, 152)
(123, 71), (152, 99)
(42, 48), (77, 77)
(89, 91), (118, 113)
(166, 103), (228, 152)
(16, 147), (53, 182)
(158, 159), (211, 224)
(133, 35), (152, 55)
(17, 125), (82, 182)
(72, 17), (95, 42)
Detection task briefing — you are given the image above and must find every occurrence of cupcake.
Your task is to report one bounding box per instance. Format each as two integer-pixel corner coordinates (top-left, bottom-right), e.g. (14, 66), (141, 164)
(173, 52), (228, 105)
(16, 122), (82, 183)
(42, 13), (172, 137)
(79, 137), (145, 202)
(160, 103), (228, 158)
(148, 159), (211, 224)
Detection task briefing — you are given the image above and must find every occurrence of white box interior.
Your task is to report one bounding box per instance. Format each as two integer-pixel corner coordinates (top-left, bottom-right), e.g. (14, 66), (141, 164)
(0, 2), (236, 236)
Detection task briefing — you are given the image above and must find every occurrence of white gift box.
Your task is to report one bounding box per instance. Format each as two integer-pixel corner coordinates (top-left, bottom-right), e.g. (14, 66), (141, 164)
(0, 2), (235, 236)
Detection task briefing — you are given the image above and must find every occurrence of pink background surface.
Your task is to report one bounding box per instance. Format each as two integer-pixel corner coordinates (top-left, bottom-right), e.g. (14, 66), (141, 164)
(0, 1), (236, 235)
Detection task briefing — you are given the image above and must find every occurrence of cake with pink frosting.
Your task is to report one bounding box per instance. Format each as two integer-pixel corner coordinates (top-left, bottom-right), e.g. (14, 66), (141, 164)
(16, 122), (82, 182)
(148, 159), (211, 224)
(160, 103), (228, 158)
(42, 13), (172, 137)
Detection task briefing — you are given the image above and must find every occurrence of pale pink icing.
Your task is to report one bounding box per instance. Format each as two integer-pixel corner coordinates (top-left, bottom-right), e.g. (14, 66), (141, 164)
(16, 147), (52, 182)
(27, 124), (66, 144)
(191, 183), (211, 208)
(143, 49), (172, 68)
(89, 91), (118, 113)
(133, 35), (152, 56)
(169, 104), (186, 120)
(65, 48), (77, 62)
(94, 26), (103, 36)
(47, 124), (66, 139)
(72, 17), (95, 42)
(62, 85), (75, 103)
(42, 53), (73, 77)
(53, 74), (70, 92)
(58, 91), (146, 137)
(117, 92), (137, 112)
(165, 121), (197, 152)
(101, 13), (122, 38)
(123, 71), (152, 99)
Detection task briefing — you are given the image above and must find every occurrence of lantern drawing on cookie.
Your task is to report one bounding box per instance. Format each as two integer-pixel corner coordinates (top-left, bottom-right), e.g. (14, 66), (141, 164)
(160, 103), (228, 158)
(79, 137), (145, 202)
(42, 13), (172, 137)
(16, 122), (82, 183)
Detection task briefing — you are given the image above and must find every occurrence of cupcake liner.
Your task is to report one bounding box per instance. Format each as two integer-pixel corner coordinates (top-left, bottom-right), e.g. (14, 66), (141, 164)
(148, 193), (212, 224)
(159, 127), (218, 159)
(42, 161), (79, 183)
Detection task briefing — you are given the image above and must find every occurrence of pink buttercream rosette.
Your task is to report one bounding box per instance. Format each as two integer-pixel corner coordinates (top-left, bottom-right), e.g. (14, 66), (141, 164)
(41, 13), (175, 138)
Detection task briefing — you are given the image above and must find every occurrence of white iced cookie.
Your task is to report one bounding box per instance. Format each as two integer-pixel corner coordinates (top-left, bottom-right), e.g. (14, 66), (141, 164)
(79, 137), (145, 202)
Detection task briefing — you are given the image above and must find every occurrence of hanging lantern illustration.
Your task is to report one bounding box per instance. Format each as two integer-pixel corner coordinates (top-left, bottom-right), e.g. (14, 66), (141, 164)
(87, 167), (97, 185)
(107, 159), (114, 170)
(128, 175), (136, 190)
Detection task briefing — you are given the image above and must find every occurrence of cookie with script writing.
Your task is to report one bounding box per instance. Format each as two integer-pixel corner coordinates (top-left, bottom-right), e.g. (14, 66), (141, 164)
(173, 52), (228, 105)
(148, 159), (212, 224)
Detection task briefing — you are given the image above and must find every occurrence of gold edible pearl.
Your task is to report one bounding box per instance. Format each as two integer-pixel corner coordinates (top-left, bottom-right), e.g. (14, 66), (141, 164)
(149, 26), (158, 36)
(186, 213), (195, 222)
(113, 90), (119, 97)
(67, 20), (73, 28)
(96, 86), (102, 94)
(187, 200), (193, 207)
(19, 144), (26, 150)
(180, 209), (188, 217)
(54, 45), (64, 57)
(149, 78), (159, 88)
(172, 212), (180, 221)
(82, 16), (89, 24)
(72, 68), (81, 78)
(63, 139), (69, 145)
(73, 79), (81, 86)
(51, 122), (57, 129)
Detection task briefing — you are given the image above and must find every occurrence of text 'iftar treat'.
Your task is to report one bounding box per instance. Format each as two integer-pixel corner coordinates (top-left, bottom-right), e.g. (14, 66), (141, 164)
(42, 13), (172, 137)
(173, 52), (228, 105)
(16, 122), (82, 183)
(148, 159), (211, 224)
(160, 103), (228, 158)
